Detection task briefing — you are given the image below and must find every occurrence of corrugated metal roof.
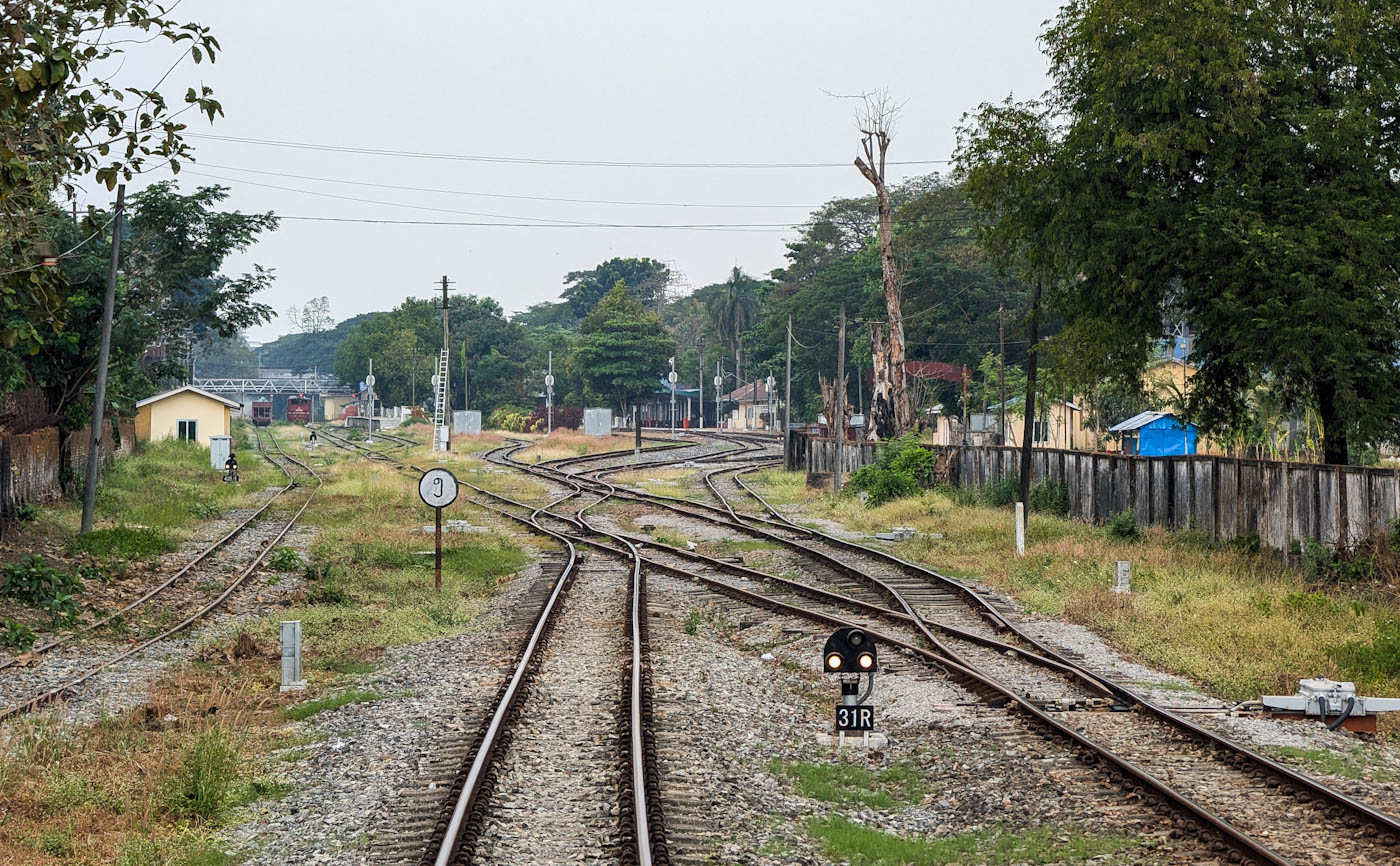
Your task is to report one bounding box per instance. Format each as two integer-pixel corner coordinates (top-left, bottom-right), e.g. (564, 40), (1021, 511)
(1108, 410), (1194, 433)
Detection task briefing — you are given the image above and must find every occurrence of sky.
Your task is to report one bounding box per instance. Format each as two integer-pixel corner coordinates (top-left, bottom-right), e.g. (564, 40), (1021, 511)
(101, 0), (1060, 344)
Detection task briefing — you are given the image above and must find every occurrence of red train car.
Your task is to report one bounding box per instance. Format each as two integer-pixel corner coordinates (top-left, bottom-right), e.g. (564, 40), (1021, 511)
(286, 394), (312, 424)
(251, 400), (272, 427)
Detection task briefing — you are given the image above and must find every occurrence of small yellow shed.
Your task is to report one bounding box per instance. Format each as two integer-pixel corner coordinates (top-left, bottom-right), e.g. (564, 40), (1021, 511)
(134, 385), (239, 448)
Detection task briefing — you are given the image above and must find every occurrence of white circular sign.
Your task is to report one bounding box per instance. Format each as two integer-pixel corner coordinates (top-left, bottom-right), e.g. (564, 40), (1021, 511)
(713, 376), (723, 387)
(544, 374), (555, 387)
(668, 371), (678, 383)
(766, 376), (776, 388)
(365, 374), (376, 386)
(431, 375), (440, 387)
(418, 468), (459, 508)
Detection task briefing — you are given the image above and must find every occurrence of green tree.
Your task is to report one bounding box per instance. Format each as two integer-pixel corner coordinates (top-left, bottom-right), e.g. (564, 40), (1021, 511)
(562, 258), (671, 320)
(987, 0), (1400, 464)
(20, 184), (276, 428)
(572, 281), (676, 411)
(1, 2), (222, 359)
(705, 267), (762, 382)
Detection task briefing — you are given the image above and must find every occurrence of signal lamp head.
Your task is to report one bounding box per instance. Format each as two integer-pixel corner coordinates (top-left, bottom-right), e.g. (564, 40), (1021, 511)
(822, 627), (878, 673)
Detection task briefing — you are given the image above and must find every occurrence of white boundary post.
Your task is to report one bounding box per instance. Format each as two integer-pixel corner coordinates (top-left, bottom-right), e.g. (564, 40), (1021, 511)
(1015, 502), (1026, 557)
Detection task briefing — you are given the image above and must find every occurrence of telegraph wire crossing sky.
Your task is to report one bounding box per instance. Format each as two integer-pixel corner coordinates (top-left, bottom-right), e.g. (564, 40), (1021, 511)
(95, 0), (1058, 342)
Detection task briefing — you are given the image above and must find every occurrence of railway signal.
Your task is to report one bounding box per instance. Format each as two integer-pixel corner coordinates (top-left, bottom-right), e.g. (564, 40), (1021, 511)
(824, 627), (877, 738)
(418, 468), (459, 592)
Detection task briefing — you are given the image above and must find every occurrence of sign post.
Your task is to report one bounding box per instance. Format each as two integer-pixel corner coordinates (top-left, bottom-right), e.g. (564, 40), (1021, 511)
(365, 370), (376, 445)
(418, 468), (459, 591)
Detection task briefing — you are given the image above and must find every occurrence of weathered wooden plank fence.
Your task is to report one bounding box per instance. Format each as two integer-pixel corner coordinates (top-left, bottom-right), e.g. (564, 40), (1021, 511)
(0, 422), (115, 536)
(785, 432), (875, 477)
(787, 432), (1400, 552)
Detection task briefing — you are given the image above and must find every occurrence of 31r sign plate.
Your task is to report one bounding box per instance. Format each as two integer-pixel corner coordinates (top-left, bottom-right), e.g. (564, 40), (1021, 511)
(835, 705), (875, 731)
(418, 468), (459, 508)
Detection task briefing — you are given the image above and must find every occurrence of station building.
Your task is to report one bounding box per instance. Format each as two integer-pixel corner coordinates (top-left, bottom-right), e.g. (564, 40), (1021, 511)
(134, 385), (240, 448)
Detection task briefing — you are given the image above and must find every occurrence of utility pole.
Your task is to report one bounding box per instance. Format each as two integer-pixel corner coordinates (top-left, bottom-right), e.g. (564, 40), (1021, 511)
(1018, 279), (1044, 508)
(999, 302), (1006, 446)
(80, 184), (125, 534)
(462, 335), (469, 413)
(367, 358), (375, 445)
(834, 302), (846, 493)
(668, 356), (678, 439)
(698, 339), (704, 429)
(440, 275), (452, 452)
(784, 313), (792, 470)
(545, 350), (555, 435)
(714, 360), (723, 431)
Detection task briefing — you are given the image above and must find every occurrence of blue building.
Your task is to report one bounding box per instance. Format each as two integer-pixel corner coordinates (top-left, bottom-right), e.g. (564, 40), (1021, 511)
(1109, 411), (1198, 456)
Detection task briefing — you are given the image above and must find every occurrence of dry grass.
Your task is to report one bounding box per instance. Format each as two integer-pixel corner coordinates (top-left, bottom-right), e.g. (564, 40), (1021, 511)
(613, 467), (706, 499)
(0, 665), (295, 865)
(512, 431), (629, 464)
(751, 471), (1400, 704)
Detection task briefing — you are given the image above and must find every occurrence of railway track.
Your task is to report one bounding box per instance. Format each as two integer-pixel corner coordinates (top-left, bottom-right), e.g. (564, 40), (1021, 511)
(0, 426), (319, 722)
(309, 425), (667, 865)
(504, 434), (1400, 865)
(312, 425), (1400, 864)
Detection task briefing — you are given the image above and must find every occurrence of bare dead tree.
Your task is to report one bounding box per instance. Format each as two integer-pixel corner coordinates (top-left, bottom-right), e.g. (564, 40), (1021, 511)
(843, 89), (912, 440)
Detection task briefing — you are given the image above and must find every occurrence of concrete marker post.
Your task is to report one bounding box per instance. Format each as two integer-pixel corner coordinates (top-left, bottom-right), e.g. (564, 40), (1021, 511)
(280, 620), (305, 692)
(1114, 560), (1131, 594)
(1015, 502), (1026, 556)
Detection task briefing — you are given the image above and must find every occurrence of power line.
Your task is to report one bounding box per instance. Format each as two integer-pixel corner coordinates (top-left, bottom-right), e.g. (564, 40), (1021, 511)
(274, 215), (793, 232)
(195, 163), (818, 209)
(182, 169), (801, 228)
(185, 132), (954, 169)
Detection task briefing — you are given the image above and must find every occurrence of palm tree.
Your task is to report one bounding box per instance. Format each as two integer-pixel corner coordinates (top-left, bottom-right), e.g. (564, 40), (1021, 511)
(705, 267), (760, 383)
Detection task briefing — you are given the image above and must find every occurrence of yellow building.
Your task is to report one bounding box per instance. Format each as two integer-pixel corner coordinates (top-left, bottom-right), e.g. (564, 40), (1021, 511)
(134, 385), (239, 448)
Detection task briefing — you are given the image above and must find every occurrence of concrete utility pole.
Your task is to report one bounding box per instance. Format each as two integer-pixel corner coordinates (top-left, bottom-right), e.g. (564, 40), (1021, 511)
(698, 339), (704, 429)
(784, 313), (792, 470)
(999, 302), (1006, 446)
(668, 356), (677, 439)
(367, 358), (375, 445)
(834, 302), (846, 493)
(81, 184), (125, 534)
(462, 335), (469, 412)
(440, 275), (452, 452)
(714, 360), (723, 431)
(545, 351), (554, 434)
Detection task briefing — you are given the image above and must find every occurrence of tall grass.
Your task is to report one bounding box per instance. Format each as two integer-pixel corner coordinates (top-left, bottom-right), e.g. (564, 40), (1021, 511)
(751, 470), (1400, 701)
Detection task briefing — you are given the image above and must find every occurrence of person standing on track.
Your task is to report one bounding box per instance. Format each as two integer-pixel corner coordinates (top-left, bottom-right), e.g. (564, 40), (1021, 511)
(224, 451), (239, 482)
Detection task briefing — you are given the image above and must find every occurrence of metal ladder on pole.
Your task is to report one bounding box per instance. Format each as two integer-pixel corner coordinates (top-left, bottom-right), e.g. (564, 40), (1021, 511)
(432, 348), (449, 451)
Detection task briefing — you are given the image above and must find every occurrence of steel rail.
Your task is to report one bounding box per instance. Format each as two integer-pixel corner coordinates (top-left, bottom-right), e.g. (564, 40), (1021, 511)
(307, 426), (666, 864)
(0, 428), (319, 721)
(477, 442), (1288, 865)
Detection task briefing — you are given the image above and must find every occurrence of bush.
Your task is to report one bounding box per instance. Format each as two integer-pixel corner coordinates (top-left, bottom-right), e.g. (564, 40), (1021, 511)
(487, 405), (534, 432)
(1, 617), (36, 651)
(1107, 509), (1141, 540)
(844, 433), (931, 507)
(980, 474), (1018, 508)
(1301, 539), (1379, 584)
(1028, 479), (1069, 516)
(16, 501), (39, 521)
(1, 555), (84, 626)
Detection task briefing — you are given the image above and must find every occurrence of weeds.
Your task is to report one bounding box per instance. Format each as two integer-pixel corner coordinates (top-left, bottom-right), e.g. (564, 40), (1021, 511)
(68, 525), (176, 561)
(806, 817), (1138, 865)
(845, 433), (933, 506)
(1107, 509), (1141, 540)
(684, 609), (702, 635)
(162, 729), (240, 820)
(1, 554), (86, 625)
(266, 546), (305, 572)
(283, 689), (382, 721)
(1, 616), (36, 650)
(769, 759), (926, 809)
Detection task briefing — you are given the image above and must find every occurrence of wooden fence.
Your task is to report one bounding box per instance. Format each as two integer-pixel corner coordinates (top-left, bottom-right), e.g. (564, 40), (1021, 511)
(787, 432), (1400, 552)
(0, 422), (116, 535)
(785, 432), (875, 477)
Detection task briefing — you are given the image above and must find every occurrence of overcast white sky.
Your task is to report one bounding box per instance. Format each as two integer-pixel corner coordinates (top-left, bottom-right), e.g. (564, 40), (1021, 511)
(102, 0), (1059, 343)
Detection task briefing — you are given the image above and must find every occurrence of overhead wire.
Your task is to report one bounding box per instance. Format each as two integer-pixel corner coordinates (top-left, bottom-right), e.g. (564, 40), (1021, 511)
(184, 132), (955, 169)
(181, 169), (801, 229)
(194, 163), (819, 209)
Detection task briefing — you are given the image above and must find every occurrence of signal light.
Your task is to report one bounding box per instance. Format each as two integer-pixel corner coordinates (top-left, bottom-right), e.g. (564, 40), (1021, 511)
(822, 627), (878, 673)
